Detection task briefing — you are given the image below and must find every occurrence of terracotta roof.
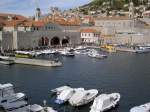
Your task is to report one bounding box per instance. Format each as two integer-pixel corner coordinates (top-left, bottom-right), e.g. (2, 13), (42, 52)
(5, 20), (26, 27)
(42, 15), (81, 26)
(0, 13), (27, 20)
(0, 13), (29, 27)
(80, 28), (98, 33)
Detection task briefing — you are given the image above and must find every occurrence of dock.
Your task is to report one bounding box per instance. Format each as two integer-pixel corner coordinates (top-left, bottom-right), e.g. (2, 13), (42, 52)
(9, 57), (62, 67)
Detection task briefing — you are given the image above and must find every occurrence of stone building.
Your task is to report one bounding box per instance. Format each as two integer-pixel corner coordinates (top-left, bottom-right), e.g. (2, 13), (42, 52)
(80, 28), (100, 44)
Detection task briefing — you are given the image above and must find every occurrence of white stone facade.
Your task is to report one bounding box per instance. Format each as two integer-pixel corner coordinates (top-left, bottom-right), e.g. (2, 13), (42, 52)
(81, 32), (100, 43)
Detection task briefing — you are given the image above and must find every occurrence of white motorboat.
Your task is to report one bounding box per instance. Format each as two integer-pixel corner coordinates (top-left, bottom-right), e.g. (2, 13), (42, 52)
(55, 88), (84, 105)
(8, 104), (57, 112)
(59, 50), (75, 57)
(0, 56), (14, 65)
(69, 89), (98, 106)
(135, 47), (150, 53)
(130, 102), (150, 112)
(90, 93), (120, 112)
(75, 46), (87, 50)
(4, 100), (28, 111)
(0, 83), (28, 111)
(88, 49), (107, 59)
(51, 86), (71, 95)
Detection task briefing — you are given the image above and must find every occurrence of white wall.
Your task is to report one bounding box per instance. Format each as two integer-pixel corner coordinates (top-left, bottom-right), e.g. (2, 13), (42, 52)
(81, 32), (100, 43)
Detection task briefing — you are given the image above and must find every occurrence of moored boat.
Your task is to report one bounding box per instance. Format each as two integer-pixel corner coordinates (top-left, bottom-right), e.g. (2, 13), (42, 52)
(0, 83), (28, 111)
(15, 51), (33, 58)
(55, 88), (84, 105)
(51, 86), (71, 95)
(69, 89), (98, 106)
(0, 56), (14, 65)
(90, 93), (120, 112)
(130, 102), (150, 112)
(88, 49), (107, 59)
(8, 104), (57, 112)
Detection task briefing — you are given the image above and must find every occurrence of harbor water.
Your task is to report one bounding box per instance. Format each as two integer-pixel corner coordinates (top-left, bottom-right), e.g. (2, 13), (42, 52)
(0, 52), (150, 112)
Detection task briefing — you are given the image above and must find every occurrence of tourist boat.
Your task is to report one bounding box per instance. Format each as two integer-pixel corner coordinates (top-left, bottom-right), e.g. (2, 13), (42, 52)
(130, 102), (150, 112)
(0, 56), (14, 65)
(15, 51), (33, 58)
(69, 89), (98, 106)
(51, 86), (71, 95)
(55, 88), (84, 105)
(90, 93), (120, 112)
(8, 104), (57, 112)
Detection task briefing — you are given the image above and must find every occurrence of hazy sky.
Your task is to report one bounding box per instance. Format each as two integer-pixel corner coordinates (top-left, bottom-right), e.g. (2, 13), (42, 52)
(0, 0), (91, 16)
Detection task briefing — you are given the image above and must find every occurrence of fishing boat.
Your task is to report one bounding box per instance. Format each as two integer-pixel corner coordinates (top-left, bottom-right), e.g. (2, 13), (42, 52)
(69, 89), (98, 106)
(130, 102), (150, 112)
(90, 93), (120, 112)
(55, 88), (84, 105)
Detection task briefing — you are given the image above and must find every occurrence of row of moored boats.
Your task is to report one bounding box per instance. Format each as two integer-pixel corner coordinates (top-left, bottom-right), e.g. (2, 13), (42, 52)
(14, 46), (107, 59)
(51, 85), (120, 112)
(0, 83), (148, 112)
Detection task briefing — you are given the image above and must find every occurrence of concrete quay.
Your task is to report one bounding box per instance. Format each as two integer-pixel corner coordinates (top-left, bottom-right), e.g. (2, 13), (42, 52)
(116, 47), (136, 53)
(9, 57), (62, 67)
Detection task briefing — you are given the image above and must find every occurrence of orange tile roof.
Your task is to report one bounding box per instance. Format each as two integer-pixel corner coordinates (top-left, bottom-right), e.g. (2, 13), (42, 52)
(0, 13), (29, 27)
(5, 20), (26, 27)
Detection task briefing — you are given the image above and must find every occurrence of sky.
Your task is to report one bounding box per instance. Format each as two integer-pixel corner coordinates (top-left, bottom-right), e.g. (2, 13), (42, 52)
(0, 0), (91, 17)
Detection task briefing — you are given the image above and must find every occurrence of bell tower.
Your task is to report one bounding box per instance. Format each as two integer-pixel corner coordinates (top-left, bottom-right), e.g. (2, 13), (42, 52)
(35, 0), (41, 21)
(35, 8), (41, 21)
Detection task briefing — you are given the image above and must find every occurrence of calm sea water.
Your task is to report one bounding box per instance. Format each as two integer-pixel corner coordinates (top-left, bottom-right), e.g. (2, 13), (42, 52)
(0, 52), (150, 112)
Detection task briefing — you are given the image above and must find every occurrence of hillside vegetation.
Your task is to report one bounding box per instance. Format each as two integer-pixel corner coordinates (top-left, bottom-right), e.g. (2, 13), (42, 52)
(79, 0), (149, 14)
